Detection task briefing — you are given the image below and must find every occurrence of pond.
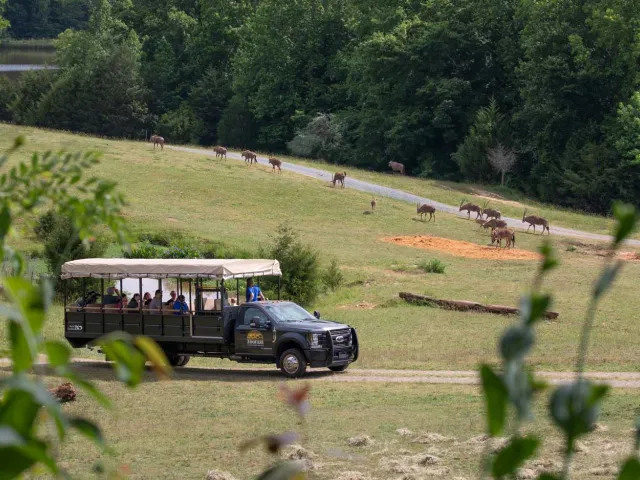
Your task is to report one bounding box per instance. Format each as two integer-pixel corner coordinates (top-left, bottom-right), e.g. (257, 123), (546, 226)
(0, 43), (58, 79)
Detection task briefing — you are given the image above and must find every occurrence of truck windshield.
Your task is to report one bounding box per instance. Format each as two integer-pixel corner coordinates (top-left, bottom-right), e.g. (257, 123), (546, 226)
(264, 303), (316, 323)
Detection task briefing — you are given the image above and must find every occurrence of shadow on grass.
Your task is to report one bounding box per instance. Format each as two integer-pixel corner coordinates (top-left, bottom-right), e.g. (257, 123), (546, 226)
(1, 361), (337, 383)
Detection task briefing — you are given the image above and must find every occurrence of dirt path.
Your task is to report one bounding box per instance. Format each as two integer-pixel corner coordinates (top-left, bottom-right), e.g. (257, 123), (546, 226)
(168, 145), (640, 246)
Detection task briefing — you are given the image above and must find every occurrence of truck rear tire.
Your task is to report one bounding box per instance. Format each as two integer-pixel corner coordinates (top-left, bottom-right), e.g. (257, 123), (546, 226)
(329, 364), (348, 372)
(177, 355), (191, 367)
(279, 348), (307, 378)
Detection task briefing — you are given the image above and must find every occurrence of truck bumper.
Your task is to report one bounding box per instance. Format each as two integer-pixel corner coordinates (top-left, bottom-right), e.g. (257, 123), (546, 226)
(305, 346), (356, 368)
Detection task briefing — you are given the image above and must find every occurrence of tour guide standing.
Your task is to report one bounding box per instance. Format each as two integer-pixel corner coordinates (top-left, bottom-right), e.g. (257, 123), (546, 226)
(245, 278), (265, 303)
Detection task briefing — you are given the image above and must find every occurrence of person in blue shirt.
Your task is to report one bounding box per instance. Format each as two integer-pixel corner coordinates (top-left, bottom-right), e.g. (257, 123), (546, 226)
(245, 278), (265, 303)
(173, 294), (189, 315)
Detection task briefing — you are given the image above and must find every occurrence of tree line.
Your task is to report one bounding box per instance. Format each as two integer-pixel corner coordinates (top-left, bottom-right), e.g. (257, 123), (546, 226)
(1, 0), (639, 214)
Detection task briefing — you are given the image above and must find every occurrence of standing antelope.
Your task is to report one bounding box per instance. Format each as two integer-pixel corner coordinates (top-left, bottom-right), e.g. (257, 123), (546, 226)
(416, 203), (436, 222)
(332, 172), (347, 188)
(213, 146), (227, 159)
(150, 134), (165, 150)
(491, 228), (516, 249)
(522, 209), (550, 234)
(482, 207), (501, 220)
(459, 200), (483, 219)
(482, 218), (508, 232)
(242, 150), (257, 165)
(371, 198), (377, 211)
(268, 157), (282, 174)
(388, 161), (405, 175)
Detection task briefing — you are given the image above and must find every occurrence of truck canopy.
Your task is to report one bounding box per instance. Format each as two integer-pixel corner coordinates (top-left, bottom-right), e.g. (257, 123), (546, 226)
(60, 258), (282, 280)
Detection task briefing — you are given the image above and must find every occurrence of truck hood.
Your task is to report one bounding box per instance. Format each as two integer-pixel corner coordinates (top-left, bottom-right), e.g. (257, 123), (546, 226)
(275, 319), (350, 333)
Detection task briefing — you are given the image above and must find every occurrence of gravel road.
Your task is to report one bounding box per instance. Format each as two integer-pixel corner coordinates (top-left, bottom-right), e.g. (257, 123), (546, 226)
(168, 146), (638, 246)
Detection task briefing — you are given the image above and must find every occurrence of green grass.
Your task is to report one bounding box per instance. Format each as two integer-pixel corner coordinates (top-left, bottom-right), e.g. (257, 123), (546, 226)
(1, 363), (636, 480)
(1, 123), (639, 373)
(417, 258), (447, 274)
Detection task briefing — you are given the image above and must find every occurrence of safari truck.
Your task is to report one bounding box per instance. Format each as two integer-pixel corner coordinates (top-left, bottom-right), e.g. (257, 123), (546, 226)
(61, 258), (358, 378)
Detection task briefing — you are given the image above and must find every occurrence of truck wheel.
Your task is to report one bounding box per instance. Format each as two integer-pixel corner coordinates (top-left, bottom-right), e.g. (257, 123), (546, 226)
(177, 355), (191, 367)
(329, 364), (348, 373)
(166, 354), (182, 367)
(279, 349), (307, 378)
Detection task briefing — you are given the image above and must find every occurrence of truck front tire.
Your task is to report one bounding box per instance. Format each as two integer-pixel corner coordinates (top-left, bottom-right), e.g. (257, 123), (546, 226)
(279, 348), (307, 378)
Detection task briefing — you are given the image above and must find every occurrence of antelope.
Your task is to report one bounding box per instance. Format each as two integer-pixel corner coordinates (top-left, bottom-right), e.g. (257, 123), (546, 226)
(482, 218), (508, 232)
(416, 202), (436, 222)
(213, 146), (227, 159)
(459, 200), (483, 219)
(332, 172), (347, 188)
(371, 198), (377, 211)
(388, 161), (405, 175)
(268, 157), (282, 174)
(150, 134), (165, 150)
(242, 150), (257, 165)
(491, 228), (516, 249)
(522, 209), (550, 234)
(482, 207), (501, 220)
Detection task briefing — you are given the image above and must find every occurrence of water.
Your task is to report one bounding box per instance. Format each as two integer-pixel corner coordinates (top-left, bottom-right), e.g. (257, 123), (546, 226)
(0, 44), (57, 79)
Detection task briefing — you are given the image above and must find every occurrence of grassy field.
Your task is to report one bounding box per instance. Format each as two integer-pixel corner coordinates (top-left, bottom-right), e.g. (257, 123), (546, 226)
(1, 124), (640, 479)
(1, 362), (637, 480)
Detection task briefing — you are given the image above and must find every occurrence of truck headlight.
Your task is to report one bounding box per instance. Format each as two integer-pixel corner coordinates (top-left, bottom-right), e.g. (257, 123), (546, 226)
(307, 333), (320, 347)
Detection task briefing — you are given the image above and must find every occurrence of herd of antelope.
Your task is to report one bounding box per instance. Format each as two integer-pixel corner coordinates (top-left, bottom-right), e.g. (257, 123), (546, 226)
(151, 138), (550, 248)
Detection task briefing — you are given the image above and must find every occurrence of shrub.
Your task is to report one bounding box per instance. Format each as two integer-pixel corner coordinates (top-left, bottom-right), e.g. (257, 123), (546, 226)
(418, 259), (446, 274)
(163, 243), (201, 259)
(321, 258), (344, 291)
(137, 231), (181, 247)
(566, 245), (577, 252)
(124, 243), (164, 259)
(34, 210), (58, 241)
(260, 224), (321, 306)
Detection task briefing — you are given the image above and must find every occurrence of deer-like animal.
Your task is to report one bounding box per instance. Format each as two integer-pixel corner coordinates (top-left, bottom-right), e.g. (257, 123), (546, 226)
(332, 172), (347, 188)
(268, 157), (282, 174)
(459, 200), (483, 219)
(213, 146), (227, 159)
(491, 228), (516, 249)
(242, 150), (257, 165)
(482, 218), (508, 232)
(482, 207), (501, 220)
(522, 209), (550, 235)
(371, 198), (377, 211)
(388, 161), (405, 175)
(150, 135), (165, 151)
(416, 203), (436, 222)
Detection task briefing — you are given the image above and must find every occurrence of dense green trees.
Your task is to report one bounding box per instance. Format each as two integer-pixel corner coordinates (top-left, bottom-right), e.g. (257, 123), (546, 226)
(2, 0), (640, 213)
(4, 0), (87, 38)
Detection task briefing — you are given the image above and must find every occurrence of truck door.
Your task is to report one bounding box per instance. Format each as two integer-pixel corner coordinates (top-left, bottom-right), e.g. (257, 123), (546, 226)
(235, 306), (274, 356)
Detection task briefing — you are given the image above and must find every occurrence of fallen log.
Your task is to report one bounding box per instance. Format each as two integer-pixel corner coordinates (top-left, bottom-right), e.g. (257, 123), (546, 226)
(399, 292), (559, 320)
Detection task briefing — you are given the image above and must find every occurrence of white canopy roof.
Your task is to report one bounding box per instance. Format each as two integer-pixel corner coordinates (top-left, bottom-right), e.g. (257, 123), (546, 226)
(61, 258), (281, 280)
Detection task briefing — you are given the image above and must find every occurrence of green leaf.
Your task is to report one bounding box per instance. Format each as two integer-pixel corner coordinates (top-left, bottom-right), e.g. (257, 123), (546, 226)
(613, 202), (637, 246)
(99, 334), (147, 387)
(256, 460), (306, 480)
(480, 364), (508, 436)
(44, 340), (71, 368)
(0, 427), (26, 447)
(594, 262), (622, 299)
(635, 417), (640, 451)
(499, 326), (534, 361)
(69, 418), (105, 449)
(9, 321), (32, 373)
(618, 458), (640, 480)
(134, 336), (172, 379)
(519, 294), (551, 326)
(0, 447), (37, 480)
(0, 390), (40, 437)
(0, 206), (11, 241)
(536, 475), (561, 480)
(491, 436), (539, 478)
(538, 241), (558, 273)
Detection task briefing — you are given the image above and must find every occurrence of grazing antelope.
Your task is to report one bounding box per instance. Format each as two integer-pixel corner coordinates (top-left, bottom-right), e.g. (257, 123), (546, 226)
(491, 228), (516, 249)
(150, 134), (165, 150)
(332, 171), (347, 188)
(213, 146), (227, 159)
(416, 202), (436, 222)
(522, 209), (550, 235)
(371, 198), (377, 211)
(459, 200), (483, 219)
(268, 157), (282, 174)
(482, 207), (501, 220)
(388, 161), (405, 175)
(242, 150), (257, 165)
(482, 218), (508, 232)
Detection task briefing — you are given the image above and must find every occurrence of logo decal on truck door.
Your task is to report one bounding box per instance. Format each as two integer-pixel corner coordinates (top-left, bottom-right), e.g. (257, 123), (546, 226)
(247, 330), (264, 347)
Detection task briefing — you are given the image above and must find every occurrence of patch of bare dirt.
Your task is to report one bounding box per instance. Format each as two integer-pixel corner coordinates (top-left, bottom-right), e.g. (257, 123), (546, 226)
(382, 235), (541, 261)
(412, 433), (451, 444)
(335, 472), (373, 480)
(285, 445), (316, 471)
(396, 428), (413, 436)
(205, 471), (237, 480)
(337, 301), (377, 310)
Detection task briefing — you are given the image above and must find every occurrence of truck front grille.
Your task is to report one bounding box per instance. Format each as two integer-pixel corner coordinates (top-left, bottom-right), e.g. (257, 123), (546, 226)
(329, 328), (351, 346)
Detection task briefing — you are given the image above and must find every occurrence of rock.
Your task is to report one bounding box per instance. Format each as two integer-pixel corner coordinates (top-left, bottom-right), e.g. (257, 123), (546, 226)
(205, 470), (237, 480)
(412, 433), (449, 444)
(348, 435), (373, 447)
(416, 454), (441, 466)
(48, 382), (76, 403)
(396, 428), (413, 436)
(591, 423), (609, 433)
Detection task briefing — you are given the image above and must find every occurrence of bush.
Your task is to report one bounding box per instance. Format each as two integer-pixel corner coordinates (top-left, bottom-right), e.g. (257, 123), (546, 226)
(260, 224), (321, 306)
(321, 258), (344, 291)
(137, 231), (181, 247)
(163, 242), (201, 259)
(34, 210), (58, 241)
(124, 243), (164, 259)
(417, 259), (446, 274)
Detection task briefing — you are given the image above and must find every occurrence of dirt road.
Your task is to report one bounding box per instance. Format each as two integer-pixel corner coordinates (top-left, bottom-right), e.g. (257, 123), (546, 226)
(168, 145), (638, 246)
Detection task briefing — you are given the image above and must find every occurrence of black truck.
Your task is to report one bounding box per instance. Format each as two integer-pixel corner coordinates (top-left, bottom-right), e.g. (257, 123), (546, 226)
(62, 258), (358, 378)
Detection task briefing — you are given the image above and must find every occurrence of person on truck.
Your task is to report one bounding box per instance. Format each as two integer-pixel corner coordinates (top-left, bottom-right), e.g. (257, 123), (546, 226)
(103, 286), (120, 305)
(173, 294), (189, 314)
(245, 278), (265, 303)
(149, 289), (163, 311)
